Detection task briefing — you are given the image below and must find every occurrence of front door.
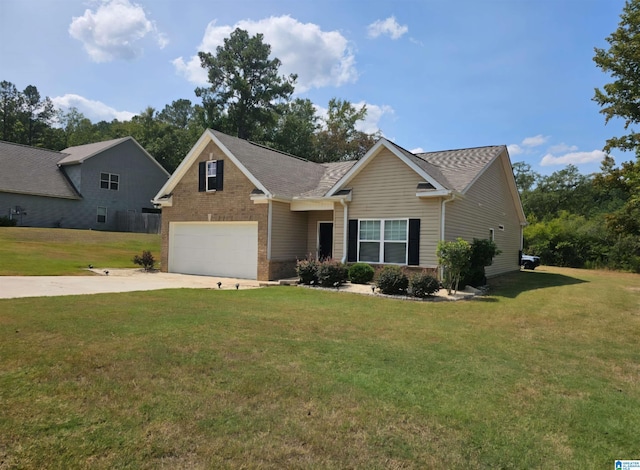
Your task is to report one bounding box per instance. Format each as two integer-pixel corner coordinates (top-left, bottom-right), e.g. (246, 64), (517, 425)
(318, 222), (333, 260)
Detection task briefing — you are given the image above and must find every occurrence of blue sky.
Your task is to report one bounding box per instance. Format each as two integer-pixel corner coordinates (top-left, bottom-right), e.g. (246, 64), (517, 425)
(0, 0), (631, 175)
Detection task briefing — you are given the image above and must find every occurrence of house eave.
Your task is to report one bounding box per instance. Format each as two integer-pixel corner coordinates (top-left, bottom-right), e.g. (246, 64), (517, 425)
(416, 189), (454, 198)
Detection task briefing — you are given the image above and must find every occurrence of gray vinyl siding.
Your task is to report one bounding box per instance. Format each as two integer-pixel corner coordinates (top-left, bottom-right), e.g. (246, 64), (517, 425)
(306, 210), (334, 257)
(0, 192), (80, 228)
(444, 152), (522, 276)
(345, 148), (441, 267)
(68, 139), (168, 231)
(1, 139), (168, 230)
(269, 201), (308, 261)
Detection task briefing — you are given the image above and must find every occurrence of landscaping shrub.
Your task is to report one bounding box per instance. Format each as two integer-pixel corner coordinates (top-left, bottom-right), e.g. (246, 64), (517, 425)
(132, 250), (156, 271)
(296, 258), (319, 285)
(0, 216), (17, 227)
(437, 238), (471, 294)
(348, 263), (375, 284)
(461, 238), (502, 288)
(376, 265), (409, 295)
(317, 259), (349, 288)
(409, 272), (440, 298)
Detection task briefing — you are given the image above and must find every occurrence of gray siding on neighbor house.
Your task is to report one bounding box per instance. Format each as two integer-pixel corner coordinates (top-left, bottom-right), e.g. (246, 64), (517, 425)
(1, 139), (168, 230)
(0, 192), (80, 227)
(63, 139), (168, 231)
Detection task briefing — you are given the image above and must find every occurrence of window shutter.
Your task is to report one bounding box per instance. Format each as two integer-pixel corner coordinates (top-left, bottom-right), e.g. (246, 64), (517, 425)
(216, 160), (224, 191)
(198, 162), (206, 192)
(408, 218), (420, 266)
(347, 219), (358, 262)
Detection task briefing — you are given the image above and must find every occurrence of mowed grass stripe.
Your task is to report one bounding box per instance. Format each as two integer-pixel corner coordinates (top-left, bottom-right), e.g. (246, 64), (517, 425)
(1, 267), (639, 468)
(0, 227), (160, 275)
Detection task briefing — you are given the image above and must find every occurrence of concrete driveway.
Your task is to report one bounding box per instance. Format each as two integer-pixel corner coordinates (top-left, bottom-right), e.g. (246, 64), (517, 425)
(0, 269), (267, 299)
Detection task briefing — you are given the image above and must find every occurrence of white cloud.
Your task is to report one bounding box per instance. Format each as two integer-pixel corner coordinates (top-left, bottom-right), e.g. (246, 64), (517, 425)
(410, 147), (425, 154)
(540, 149), (606, 167)
(507, 144), (523, 156)
(367, 16), (408, 40)
(547, 143), (578, 154)
(52, 94), (136, 122)
(69, 0), (167, 62)
(173, 16), (357, 92)
(521, 134), (549, 148)
(353, 102), (394, 134)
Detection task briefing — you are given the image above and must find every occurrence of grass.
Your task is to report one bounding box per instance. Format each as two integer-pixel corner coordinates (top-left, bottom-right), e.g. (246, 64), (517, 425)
(0, 227), (160, 275)
(1, 266), (639, 468)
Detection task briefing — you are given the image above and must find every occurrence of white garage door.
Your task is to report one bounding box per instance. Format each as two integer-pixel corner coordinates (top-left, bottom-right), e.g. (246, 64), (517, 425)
(168, 222), (258, 279)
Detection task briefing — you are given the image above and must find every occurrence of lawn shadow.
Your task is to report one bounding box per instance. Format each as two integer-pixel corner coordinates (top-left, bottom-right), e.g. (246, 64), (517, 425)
(487, 268), (589, 299)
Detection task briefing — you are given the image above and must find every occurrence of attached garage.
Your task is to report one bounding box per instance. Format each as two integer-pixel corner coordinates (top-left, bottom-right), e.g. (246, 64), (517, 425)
(168, 222), (258, 279)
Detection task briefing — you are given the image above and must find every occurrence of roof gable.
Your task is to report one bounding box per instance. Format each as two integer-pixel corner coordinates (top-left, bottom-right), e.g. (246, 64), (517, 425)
(327, 139), (449, 196)
(57, 137), (169, 175)
(0, 141), (81, 199)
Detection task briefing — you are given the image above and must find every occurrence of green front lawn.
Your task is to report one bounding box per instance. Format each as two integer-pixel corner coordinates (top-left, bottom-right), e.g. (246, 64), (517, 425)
(1, 267), (639, 468)
(0, 227), (160, 275)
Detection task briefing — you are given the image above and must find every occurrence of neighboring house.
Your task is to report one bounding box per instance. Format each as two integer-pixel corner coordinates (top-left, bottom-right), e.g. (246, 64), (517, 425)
(153, 129), (527, 281)
(0, 137), (170, 231)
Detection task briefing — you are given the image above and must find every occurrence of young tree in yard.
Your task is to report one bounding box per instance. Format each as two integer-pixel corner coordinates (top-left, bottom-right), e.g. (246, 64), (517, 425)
(196, 28), (296, 141)
(593, 0), (640, 154)
(437, 238), (471, 295)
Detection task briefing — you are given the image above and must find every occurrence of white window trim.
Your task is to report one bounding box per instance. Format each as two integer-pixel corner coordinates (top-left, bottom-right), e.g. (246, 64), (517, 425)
(489, 228), (495, 241)
(100, 172), (119, 191)
(357, 218), (409, 265)
(206, 160), (218, 192)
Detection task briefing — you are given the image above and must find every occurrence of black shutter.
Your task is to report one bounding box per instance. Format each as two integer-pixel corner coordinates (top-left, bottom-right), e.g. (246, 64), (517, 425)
(198, 161), (206, 192)
(216, 160), (224, 191)
(347, 219), (358, 262)
(408, 218), (420, 266)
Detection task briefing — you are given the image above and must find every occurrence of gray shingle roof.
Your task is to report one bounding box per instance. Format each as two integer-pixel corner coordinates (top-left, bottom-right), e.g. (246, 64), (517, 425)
(212, 130), (342, 199)
(57, 137), (130, 165)
(0, 141), (81, 199)
(415, 146), (505, 193)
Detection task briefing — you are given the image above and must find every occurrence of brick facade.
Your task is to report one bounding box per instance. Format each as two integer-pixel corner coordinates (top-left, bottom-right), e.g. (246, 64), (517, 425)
(160, 141), (272, 280)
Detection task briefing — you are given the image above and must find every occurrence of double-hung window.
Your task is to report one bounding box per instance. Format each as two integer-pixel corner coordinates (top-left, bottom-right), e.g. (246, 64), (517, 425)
(100, 172), (119, 190)
(358, 219), (408, 264)
(206, 161), (218, 191)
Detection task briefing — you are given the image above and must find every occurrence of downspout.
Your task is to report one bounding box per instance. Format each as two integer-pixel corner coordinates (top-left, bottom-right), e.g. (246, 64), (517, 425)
(267, 200), (273, 261)
(440, 193), (455, 278)
(340, 198), (348, 263)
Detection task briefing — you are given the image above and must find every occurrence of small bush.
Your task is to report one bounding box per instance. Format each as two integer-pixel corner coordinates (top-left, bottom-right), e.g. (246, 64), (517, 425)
(296, 258), (319, 285)
(317, 259), (349, 288)
(0, 216), (17, 227)
(409, 272), (440, 298)
(132, 250), (156, 271)
(376, 265), (409, 295)
(348, 263), (375, 284)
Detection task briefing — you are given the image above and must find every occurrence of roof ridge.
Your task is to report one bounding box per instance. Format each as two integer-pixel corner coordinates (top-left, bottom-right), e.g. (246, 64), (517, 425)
(416, 144), (505, 155)
(0, 140), (65, 155)
(211, 129), (316, 165)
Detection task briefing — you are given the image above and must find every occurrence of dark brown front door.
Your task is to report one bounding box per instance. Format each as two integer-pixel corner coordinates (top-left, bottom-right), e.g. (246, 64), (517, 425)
(318, 222), (333, 260)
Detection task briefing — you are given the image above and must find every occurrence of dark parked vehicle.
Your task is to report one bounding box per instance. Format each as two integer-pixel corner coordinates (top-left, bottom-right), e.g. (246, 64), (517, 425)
(520, 254), (541, 270)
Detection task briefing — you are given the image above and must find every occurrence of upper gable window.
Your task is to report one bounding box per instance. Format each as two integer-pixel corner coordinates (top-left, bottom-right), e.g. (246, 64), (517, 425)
(206, 161), (218, 191)
(199, 160), (224, 192)
(100, 172), (119, 191)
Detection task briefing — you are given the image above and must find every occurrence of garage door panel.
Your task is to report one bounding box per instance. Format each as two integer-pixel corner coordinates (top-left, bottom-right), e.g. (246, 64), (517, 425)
(169, 222), (258, 279)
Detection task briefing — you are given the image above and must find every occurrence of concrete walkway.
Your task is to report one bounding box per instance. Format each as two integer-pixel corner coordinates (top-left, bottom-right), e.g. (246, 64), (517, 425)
(0, 269), (267, 299)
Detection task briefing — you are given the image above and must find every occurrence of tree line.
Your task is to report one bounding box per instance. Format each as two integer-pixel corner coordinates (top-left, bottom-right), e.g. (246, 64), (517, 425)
(0, 28), (378, 173)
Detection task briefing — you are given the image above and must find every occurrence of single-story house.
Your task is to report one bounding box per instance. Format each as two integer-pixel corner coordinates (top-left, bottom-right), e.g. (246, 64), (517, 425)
(153, 129), (527, 281)
(0, 137), (170, 231)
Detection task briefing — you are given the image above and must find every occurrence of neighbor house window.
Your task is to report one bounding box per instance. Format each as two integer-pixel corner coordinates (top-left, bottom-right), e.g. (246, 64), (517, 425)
(97, 207), (107, 224)
(100, 172), (119, 190)
(358, 219), (408, 264)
